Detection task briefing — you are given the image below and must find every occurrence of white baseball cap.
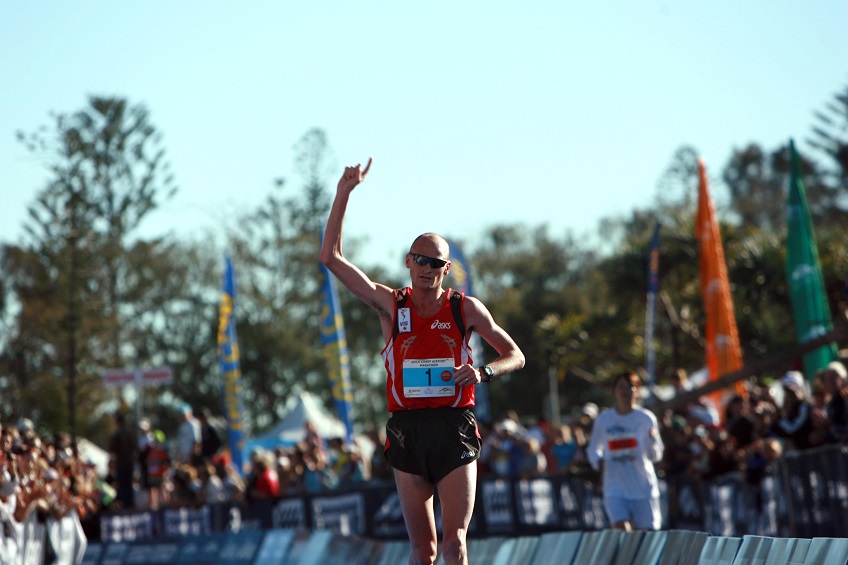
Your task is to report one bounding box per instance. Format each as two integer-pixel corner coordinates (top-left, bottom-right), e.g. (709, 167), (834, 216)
(781, 371), (806, 392)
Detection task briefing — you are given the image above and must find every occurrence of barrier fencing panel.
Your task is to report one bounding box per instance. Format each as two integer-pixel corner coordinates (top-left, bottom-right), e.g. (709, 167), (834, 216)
(93, 444), (848, 544)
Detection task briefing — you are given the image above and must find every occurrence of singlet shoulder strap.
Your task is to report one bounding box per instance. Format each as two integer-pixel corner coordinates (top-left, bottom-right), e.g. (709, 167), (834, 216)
(391, 288), (409, 340)
(396, 287), (409, 308)
(449, 290), (466, 339)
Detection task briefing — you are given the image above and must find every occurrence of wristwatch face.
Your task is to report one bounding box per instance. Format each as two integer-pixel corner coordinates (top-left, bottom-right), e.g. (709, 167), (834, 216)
(483, 366), (494, 381)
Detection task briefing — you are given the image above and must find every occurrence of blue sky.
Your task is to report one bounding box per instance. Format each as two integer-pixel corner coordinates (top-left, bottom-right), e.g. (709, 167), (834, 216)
(2, 2), (846, 274)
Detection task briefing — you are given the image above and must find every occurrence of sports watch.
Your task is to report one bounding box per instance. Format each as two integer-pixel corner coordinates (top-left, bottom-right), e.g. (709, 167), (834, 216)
(480, 365), (494, 383)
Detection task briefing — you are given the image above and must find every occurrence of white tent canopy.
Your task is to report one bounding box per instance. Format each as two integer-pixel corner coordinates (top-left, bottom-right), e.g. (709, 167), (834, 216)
(245, 391), (347, 453)
(77, 438), (109, 476)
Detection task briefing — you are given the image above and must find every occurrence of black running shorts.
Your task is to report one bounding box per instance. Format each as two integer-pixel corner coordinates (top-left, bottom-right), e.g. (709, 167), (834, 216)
(384, 407), (481, 483)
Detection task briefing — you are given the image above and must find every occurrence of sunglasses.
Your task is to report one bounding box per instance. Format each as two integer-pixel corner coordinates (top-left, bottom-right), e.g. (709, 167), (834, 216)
(409, 253), (449, 269)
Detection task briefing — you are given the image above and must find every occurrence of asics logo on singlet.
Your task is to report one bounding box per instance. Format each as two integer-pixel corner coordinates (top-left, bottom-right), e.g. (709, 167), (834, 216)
(460, 450), (476, 460)
(431, 320), (451, 330)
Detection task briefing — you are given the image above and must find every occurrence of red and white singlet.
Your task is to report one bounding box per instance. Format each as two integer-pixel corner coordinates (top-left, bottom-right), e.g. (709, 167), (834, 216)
(381, 287), (475, 412)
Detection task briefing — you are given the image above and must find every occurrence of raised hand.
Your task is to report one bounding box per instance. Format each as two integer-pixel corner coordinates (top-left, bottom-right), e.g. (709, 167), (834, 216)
(337, 157), (373, 194)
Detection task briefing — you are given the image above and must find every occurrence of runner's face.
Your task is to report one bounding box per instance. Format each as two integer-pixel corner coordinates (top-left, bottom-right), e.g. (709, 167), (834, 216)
(614, 375), (638, 406)
(406, 242), (450, 289)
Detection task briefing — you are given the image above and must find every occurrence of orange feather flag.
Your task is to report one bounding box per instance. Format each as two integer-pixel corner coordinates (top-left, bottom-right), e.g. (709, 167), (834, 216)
(696, 159), (746, 411)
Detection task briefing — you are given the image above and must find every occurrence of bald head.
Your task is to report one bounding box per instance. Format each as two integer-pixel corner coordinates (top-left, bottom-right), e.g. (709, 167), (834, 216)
(409, 233), (450, 260)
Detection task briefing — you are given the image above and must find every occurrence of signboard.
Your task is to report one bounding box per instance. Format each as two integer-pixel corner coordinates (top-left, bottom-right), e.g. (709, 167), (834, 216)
(101, 367), (173, 388)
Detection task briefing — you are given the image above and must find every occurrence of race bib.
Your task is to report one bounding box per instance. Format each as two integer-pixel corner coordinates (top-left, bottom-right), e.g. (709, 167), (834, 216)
(398, 307), (411, 333)
(403, 358), (456, 398)
(607, 435), (638, 461)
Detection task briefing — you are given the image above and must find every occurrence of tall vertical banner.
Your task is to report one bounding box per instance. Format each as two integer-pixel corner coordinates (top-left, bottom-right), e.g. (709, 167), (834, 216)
(447, 240), (491, 423)
(218, 256), (246, 473)
(785, 139), (837, 379)
(318, 231), (354, 444)
(696, 159), (746, 406)
(645, 222), (661, 394)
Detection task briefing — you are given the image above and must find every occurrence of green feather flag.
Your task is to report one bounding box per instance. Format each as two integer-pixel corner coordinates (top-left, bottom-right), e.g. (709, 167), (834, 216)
(785, 139), (837, 380)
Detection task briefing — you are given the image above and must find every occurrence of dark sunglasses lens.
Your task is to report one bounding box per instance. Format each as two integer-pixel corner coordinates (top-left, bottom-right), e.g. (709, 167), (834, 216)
(412, 254), (446, 268)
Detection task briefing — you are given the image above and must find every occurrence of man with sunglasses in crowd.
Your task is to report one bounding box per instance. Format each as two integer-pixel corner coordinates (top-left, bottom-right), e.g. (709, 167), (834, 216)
(320, 158), (525, 565)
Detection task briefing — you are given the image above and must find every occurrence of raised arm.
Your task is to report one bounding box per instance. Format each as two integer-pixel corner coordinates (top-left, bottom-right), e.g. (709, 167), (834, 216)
(319, 159), (395, 317)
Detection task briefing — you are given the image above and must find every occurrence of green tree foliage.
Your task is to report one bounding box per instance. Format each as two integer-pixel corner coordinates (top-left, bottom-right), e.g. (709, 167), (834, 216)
(4, 83), (848, 445)
(1, 97), (178, 442)
(467, 224), (601, 418)
(478, 129), (846, 419)
(722, 143), (836, 231)
(223, 129), (401, 434)
(125, 240), (221, 436)
(809, 80), (848, 205)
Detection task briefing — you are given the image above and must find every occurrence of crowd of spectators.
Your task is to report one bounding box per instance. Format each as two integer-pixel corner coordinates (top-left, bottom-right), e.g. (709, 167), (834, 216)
(2, 360), (846, 542)
(474, 361), (848, 491)
(655, 361), (848, 487)
(102, 408), (387, 513)
(0, 404), (389, 542)
(0, 419), (105, 542)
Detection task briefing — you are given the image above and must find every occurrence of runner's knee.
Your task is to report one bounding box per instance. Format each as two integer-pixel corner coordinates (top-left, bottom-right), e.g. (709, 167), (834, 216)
(440, 530), (468, 563)
(409, 540), (437, 565)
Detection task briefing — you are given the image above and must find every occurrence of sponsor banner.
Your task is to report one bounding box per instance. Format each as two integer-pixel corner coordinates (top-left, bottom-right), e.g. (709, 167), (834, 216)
(555, 478), (584, 531)
(238, 498), (275, 530)
(480, 479), (515, 535)
(516, 479), (558, 528)
(366, 489), (408, 539)
(272, 498), (308, 531)
(100, 510), (157, 543)
(215, 502), (266, 533)
(579, 480), (608, 531)
(311, 493), (367, 536)
(162, 506), (211, 538)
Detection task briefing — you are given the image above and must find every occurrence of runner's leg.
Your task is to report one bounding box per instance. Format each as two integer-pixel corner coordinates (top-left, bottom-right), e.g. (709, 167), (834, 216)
(395, 468), (438, 564)
(436, 461), (477, 565)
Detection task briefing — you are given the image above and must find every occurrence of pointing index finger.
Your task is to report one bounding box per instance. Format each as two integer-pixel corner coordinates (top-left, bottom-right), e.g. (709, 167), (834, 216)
(361, 157), (373, 177)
